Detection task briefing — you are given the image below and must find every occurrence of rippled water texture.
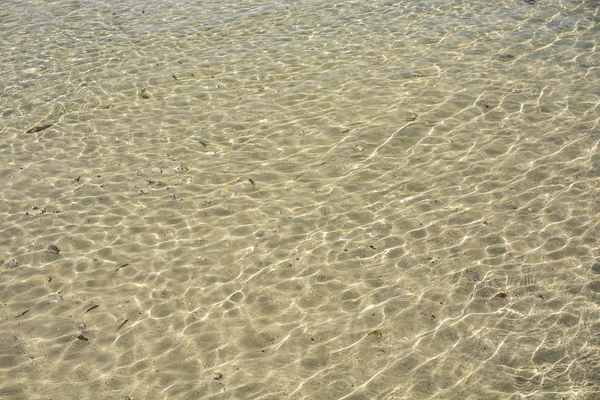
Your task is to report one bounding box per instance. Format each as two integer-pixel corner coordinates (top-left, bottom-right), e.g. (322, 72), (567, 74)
(1, 0), (599, 399)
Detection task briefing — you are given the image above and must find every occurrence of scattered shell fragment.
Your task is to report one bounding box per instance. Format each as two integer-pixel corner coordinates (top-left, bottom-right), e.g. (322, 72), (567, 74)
(367, 330), (383, 341)
(494, 292), (508, 298)
(213, 372), (223, 381)
(352, 145), (364, 153)
(26, 206), (46, 216)
(46, 245), (60, 255)
(140, 88), (151, 99)
(176, 164), (189, 173)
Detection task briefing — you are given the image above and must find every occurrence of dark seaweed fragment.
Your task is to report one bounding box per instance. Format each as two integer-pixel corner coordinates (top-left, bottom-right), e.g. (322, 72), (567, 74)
(26, 124), (53, 133)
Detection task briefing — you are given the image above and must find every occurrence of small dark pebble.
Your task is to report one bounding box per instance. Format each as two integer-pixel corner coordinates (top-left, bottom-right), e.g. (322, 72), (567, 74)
(524, 0), (536, 4)
(77, 334), (89, 341)
(26, 124), (53, 134)
(494, 292), (508, 298)
(248, 178), (255, 186)
(46, 245), (60, 255)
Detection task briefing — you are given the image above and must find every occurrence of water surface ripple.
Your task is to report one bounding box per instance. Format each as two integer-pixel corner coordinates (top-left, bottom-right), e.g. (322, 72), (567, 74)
(1, 1), (599, 399)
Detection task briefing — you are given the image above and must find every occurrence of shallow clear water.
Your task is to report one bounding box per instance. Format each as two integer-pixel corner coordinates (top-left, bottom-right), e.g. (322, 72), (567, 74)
(1, 0), (599, 399)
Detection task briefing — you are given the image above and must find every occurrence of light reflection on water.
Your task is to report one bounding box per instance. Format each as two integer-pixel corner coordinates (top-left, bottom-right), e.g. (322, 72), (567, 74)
(0, 0), (599, 399)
